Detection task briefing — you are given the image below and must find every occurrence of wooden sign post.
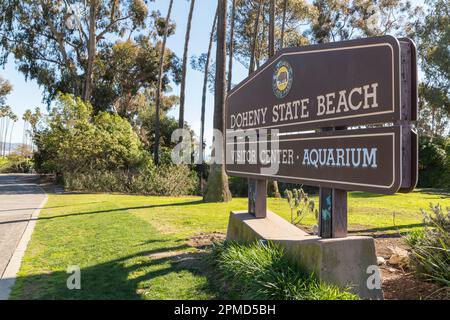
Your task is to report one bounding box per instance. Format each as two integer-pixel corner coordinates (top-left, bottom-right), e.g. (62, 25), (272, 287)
(319, 127), (348, 238)
(225, 36), (418, 239)
(248, 179), (267, 218)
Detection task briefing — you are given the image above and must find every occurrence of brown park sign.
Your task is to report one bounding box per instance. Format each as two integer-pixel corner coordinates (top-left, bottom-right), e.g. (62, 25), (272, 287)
(226, 36), (416, 133)
(225, 36), (418, 195)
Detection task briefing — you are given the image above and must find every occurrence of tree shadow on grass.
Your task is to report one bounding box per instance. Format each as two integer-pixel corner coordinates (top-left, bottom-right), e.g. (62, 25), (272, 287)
(416, 188), (450, 197)
(0, 202), (108, 213)
(0, 200), (204, 226)
(348, 222), (425, 238)
(10, 242), (227, 300)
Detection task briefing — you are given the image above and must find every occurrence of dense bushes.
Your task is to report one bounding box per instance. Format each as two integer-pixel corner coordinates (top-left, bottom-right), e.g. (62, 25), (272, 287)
(63, 164), (197, 196)
(211, 241), (358, 300)
(406, 204), (450, 286)
(418, 136), (450, 189)
(34, 94), (148, 174)
(34, 94), (198, 196)
(0, 155), (33, 173)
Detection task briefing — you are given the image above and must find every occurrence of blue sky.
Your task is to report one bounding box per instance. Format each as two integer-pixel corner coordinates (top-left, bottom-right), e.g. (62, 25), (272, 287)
(1, 0), (426, 145)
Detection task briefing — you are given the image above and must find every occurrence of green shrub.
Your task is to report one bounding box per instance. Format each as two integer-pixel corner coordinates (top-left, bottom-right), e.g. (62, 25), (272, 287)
(405, 229), (425, 247)
(0, 155), (33, 173)
(151, 164), (198, 196)
(32, 94), (199, 196)
(418, 136), (450, 189)
(34, 94), (149, 175)
(211, 241), (358, 300)
(405, 204), (450, 286)
(0, 157), (9, 171)
(63, 164), (198, 196)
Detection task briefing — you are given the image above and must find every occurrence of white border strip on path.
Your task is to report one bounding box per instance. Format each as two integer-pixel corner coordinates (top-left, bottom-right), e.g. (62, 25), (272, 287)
(0, 184), (48, 300)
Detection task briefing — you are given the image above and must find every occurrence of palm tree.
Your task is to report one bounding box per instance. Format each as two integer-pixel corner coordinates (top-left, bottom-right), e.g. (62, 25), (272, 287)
(1, 106), (13, 156)
(28, 107), (41, 152)
(154, 0), (175, 165)
(178, 0), (196, 129)
(199, 5), (218, 192)
(22, 109), (32, 152)
(8, 113), (18, 155)
(204, 0), (232, 202)
(0, 106), (6, 156)
(227, 0), (236, 93)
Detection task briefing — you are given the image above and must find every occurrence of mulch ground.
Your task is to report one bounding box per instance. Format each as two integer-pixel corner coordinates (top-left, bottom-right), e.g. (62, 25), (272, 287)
(374, 236), (449, 300)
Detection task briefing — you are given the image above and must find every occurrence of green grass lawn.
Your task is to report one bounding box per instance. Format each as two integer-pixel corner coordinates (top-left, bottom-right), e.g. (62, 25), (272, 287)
(10, 189), (450, 299)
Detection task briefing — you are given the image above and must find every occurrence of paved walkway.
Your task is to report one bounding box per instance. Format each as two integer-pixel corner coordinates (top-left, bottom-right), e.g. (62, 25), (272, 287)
(0, 174), (47, 298)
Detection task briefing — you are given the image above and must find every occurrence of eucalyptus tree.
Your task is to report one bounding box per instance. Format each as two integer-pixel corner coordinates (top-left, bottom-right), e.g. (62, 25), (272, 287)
(154, 0), (175, 165)
(249, 0), (264, 74)
(414, 0), (450, 138)
(233, 0), (314, 70)
(199, 8), (218, 169)
(309, 0), (414, 43)
(178, 0), (196, 129)
(0, 76), (12, 105)
(280, 0), (288, 48)
(268, 0), (275, 58)
(204, 0), (232, 202)
(189, 5), (218, 193)
(93, 36), (178, 121)
(0, 0), (148, 105)
(228, 0), (237, 92)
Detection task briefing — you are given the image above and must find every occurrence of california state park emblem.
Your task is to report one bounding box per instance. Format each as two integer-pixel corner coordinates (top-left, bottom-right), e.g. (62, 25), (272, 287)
(272, 59), (293, 99)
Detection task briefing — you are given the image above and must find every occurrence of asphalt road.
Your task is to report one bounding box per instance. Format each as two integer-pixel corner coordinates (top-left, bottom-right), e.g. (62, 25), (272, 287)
(0, 174), (47, 279)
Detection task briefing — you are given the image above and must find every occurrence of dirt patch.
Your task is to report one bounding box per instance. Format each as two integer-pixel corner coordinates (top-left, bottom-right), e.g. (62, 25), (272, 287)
(148, 249), (208, 271)
(148, 250), (187, 260)
(374, 237), (409, 259)
(381, 267), (449, 300)
(188, 232), (226, 249)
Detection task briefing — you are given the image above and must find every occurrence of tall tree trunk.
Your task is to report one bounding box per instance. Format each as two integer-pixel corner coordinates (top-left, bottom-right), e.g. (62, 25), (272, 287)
(22, 122), (25, 152)
(3, 118), (9, 156)
(280, 0), (288, 49)
(204, 0), (232, 203)
(200, 6), (218, 193)
(83, 0), (97, 102)
(249, 0), (264, 74)
(269, 0), (275, 58)
(0, 117), (3, 156)
(179, 0), (196, 129)
(0, 118), (4, 156)
(154, 0), (175, 165)
(227, 0), (236, 93)
(267, 0), (281, 198)
(8, 121), (14, 155)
